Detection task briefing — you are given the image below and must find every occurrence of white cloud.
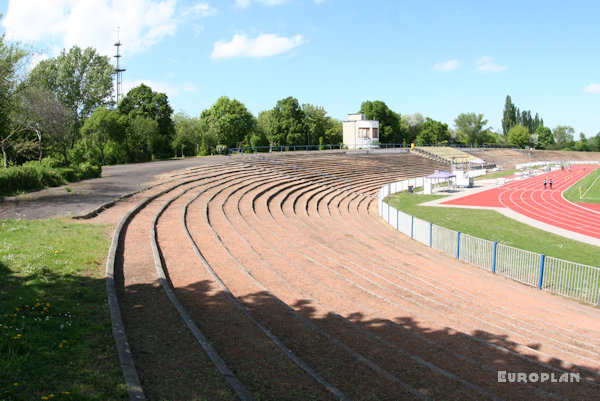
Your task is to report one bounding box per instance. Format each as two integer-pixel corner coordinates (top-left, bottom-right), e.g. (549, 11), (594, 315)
(182, 2), (218, 18)
(584, 83), (600, 94)
(211, 33), (303, 59)
(235, 0), (287, 8)
(1, 0), (181, 57)
(475, 56), (508, 74)
(433, 60), (460, 72)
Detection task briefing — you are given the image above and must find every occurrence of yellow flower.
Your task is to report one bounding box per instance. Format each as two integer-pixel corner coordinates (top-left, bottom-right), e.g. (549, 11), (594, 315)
(46, 303), (51, 307)
(41, 397), (48, 400)
(13, 382), (18, 386)
(60, 391), (70, 395)
(48, 395), (55, 398)
(15, 307), (20, 311)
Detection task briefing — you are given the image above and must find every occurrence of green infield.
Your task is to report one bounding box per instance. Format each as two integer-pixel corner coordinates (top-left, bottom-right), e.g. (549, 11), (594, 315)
(386, 192), (600, 267)
(563, 167), (600, 204)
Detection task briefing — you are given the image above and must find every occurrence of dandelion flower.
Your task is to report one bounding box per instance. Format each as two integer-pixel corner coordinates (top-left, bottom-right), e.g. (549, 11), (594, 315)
(60, 391), (70, 395)
(13, 382), (18, 386)
(46, 303), (51, 307)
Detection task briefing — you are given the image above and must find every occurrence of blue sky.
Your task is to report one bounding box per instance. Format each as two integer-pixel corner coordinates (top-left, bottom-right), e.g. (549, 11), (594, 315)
(2, 0), (600, 137)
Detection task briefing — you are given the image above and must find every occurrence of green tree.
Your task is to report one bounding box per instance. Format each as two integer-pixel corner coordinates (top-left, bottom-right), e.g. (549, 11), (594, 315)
(324, 118), (343, 145)
(199, 96), (256, 149)
(173, 112), (201, 157)
(118, 84), (174, 160)
(534, 126), (554, 149)
(574, 133), (591, 152)
(552, 125), (575, 149)
(30, 46), (114, 164)
(415, 118), (450, 145)
(0, 34), (29, 167)
(501, 95), (518, 141)
(265, 97), (307, 146)
(302, 103), (329, 146)
(404, 113), (424, 143)
(360, 100), (405, 143)
(589, 132), (600, 152)
(80, 107), (125, 165)
(453, 113), (490, 146)
(508, 124), (531, 148)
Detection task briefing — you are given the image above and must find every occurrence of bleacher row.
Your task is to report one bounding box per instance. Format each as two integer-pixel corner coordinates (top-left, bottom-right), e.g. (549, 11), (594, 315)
(108, 149), (600, 400)
(244, 152), (449, 195)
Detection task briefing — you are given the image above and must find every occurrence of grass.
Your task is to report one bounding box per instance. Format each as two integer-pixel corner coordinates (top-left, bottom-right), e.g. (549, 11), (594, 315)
(386, 192), (600, 267)
(0, 219), (127, 401)
(474, 169), (516, 180)
(563, 167), (600, 204)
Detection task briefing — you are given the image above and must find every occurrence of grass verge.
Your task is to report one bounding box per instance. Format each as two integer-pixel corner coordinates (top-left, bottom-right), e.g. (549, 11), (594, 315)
(386, 192), (600, 267)
(0, 219), (127, 401)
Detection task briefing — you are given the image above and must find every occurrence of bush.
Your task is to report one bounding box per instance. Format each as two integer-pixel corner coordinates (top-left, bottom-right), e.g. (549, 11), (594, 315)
(0, 165), (43, 196)
(0, 159), (101, 197)
(77, 161), (102, 180)
(215, 144), (228, 155)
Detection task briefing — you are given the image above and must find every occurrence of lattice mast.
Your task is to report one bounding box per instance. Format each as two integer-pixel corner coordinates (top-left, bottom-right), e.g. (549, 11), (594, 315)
(114, 28), (125, 104)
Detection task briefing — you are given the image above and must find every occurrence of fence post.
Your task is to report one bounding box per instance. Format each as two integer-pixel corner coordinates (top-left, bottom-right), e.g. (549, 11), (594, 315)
(411, 216), (414, 238)
(429, 222), (433, 247)
(396, 209), (400, 230)
(456, 231), (461, 259)
(538, 254), (546, 290)
(492, 242), (497, 273)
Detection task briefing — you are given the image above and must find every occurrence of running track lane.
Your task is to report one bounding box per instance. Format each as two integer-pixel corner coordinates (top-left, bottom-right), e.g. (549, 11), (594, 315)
(442, 165), (600, 239)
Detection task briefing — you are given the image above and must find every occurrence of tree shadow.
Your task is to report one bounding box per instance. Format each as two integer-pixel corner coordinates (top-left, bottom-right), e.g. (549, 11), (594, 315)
(0, 259), (128, 401)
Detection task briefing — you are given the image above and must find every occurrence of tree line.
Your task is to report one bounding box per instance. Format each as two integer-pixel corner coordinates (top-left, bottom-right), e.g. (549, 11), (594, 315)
(2, 36), (599, 171)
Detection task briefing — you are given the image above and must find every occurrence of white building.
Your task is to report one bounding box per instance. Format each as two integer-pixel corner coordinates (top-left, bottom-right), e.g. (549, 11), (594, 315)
(342, 113), (379, 149)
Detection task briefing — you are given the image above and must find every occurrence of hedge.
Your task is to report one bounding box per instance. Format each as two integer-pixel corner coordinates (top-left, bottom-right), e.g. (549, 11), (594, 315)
(0, 161), (102, 197)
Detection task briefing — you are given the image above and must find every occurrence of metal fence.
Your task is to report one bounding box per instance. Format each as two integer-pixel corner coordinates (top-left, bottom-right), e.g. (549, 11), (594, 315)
(378, 181), (600, 306)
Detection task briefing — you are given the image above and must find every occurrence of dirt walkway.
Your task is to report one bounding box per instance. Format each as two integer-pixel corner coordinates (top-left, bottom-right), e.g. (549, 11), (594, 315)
(0, 157), (230, 220)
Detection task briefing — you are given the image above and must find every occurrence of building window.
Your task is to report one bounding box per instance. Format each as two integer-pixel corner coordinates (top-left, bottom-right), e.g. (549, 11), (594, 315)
(372, 128), (378, 139)
(358, 127), (370, 138)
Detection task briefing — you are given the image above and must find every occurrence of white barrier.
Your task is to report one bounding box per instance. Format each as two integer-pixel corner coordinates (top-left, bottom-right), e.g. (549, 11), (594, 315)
(377, 170), (600, 306)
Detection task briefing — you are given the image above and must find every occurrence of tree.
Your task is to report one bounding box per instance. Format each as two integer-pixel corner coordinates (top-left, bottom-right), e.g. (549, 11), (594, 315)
(198, 96), (255, 148)
(360, 100), (405, 143)
(415, 118), (450, 145)
(0, 33), (29, 167)
(265, 97), (307, 146)
(404, 113), (425, 143)
(574, 133), (591, 152)
(552, 125), (575, 149)
(173, 112), (201, 157)
(501, 95), (518, 140)
(118, 84), (175, 160)
(535, 126), (554, 149)
(302, 104), (329, 146)
(29, 46), (114, 163)
(589, 132), (600, 152)
(508, 125), (531, 148)
(80, 107), (125, 165)
(453, 113), (490, 146)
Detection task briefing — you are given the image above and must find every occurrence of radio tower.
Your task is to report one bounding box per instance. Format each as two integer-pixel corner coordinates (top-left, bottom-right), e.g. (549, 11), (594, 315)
(114, 28), (125, 104)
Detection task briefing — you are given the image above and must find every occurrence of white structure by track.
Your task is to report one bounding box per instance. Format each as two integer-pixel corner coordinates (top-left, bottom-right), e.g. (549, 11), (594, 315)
(343, 113), (379, 149)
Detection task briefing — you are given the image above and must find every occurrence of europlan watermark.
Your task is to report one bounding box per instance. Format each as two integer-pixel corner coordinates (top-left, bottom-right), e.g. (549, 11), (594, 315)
(498, 371), (580, 383)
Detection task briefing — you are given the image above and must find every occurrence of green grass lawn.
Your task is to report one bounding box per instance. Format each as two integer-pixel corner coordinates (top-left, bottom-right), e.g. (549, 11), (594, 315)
(563, 167), (600, 204)
(386, 192), (600, 267)
(0, 219), (127, 401)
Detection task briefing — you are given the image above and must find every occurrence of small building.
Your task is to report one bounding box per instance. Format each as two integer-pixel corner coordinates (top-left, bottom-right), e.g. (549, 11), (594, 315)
(342, 113), (379, 149)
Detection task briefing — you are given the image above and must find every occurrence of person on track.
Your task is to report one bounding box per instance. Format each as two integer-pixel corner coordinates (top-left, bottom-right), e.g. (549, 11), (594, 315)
(549, 178), (553, 189)
(544, 178), (547, 189)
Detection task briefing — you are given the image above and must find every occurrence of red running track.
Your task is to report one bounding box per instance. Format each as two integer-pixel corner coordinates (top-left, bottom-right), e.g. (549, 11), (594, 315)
(442, 165), (600, 239)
